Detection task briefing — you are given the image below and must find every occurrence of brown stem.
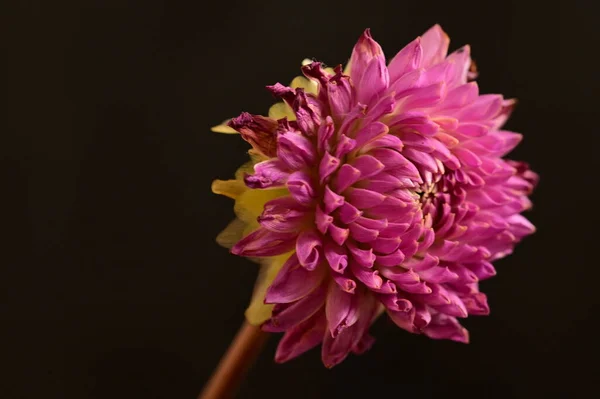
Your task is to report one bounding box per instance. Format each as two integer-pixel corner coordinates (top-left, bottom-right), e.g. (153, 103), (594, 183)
(198, 321), (269, 399)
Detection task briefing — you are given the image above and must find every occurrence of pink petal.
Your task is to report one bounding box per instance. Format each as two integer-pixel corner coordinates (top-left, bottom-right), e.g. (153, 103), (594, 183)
(462, 292), (490, 315)
(375, 249), (406, 267)
(331, 164), (361, 193)
(259, 196), (308, 233)
(348, 221), (379, 243)
(231, 227), (296, 257)
(350, 155), (385, 179)
(420, 24), (450, 68)
(274, 310), (327, 363)
(328, 223), (350, 246)
(347, 240), (377, 267)
(350, 261), (382, 289)
(388, 37), (423, 82)
(277, 130), (316, 170)
(378, 293), (412, 312)
(345, 187), (386, 209)
(323, 185), (345, 214)
(349, 29), (385, 91)
(417, 265), (459, 284)
(368, 147), (410, 169)
(327, 71), (355, 122)
(321, 294), (376, 368)
(244, 159), (289, 189)
(317, 116), (335, 154)
(337, 201), (363, 224)
(326, 283), (360, 337)
(332, 273), (357, 293)
(296, 230), (323, 270)
(315, 205), (333, 235)
(354, 122), (389, 148)
(324, 240), (349, 273)
(371, 236), (402, 254)
(422, 313), (469, 343)
(333, 134), (357, 158)
(357, 55), (390, 105)
(445, 45), (472, 87)
(287, 170), (317, 206)
(361, 134), (404, 152)
(265, 253), (326, 304)
(319, 152), (341, 184)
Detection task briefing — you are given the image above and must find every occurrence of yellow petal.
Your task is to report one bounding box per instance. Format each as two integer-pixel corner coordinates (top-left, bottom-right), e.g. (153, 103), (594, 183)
(290, 76), (318, 94)
(234, 187), (287, 224)
(234, 161), (256, 181)
(268, 102), (295, 120)
(245, 252), (292, 325)
(248, 149), (268, 165)
(215, 218), (246, 249)
(343, 60), (351, 76)
(211, 120), (238, 134)
(211, 179), (246, 199)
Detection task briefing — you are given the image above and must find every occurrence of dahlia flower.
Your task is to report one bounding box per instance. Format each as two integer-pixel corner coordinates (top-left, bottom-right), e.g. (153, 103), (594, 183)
(212, 25), (537, 368)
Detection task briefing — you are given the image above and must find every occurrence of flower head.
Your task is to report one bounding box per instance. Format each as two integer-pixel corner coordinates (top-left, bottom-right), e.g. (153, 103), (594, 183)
(212, 25), (538, 367)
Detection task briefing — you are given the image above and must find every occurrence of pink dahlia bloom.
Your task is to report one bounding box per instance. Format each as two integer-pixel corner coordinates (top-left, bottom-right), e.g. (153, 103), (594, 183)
(214, 25), (538, 367)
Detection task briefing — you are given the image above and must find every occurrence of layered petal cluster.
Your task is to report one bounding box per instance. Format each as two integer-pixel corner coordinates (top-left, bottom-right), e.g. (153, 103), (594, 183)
(212, 25), (538, 367)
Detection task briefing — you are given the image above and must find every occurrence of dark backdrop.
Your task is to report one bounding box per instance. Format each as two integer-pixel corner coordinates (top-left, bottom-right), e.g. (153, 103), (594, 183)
(5, 1), (597, 398)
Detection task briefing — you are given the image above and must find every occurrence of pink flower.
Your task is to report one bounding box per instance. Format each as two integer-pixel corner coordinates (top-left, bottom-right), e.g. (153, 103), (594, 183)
(214, 25), (538, 368)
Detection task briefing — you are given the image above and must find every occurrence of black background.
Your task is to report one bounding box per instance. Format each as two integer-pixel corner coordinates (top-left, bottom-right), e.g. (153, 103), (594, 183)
(5, 1), (598, 398)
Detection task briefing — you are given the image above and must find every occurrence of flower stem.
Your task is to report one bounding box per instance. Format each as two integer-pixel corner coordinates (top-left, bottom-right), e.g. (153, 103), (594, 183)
(198, 320), (269, 399)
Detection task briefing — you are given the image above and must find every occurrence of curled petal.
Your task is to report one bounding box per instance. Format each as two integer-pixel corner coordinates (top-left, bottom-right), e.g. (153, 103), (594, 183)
(345, 188), (386, 209)
(321, 291), (377, 368)
(347, 241), (377, 267)
(376, 250), (406, 267)
(349, 221), (379, 243)
(274, 310), (327, 363)
(265, 253), (326, 304)
(259, 196), (308, 233)
(244, 159), (289, 189)
(332, 164), (361, 193)
(326, 283), (360, 337)
(332, 273), (358, 293)
(315, 205), (333, 235)
(287, 171), (317, 206)
(329, 223), (350, 246)
(350, 261), (383, 289)
(354, 122), (389, 148)
(324, 240), (349, 273)
(422, 313), (470, 343)
(231, 227), (296, 257)
(327, 68), (355, 121)
(368, 148), (409, 169)
(323, 185), (345, 214)
(228, 112), (278, 157)
(337, 201), (363, 224)
(319, 152), (341, 184)
(371, 236), (402, 254)
(350, 155), (385, 179)
(296, 230), (323, 270)
(378, 293), (412, 312)
(417, 265), (459, 284)
(317, 116), (335, 154)
(462, 292), (490, 315)
(277, 130), (317, 170)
